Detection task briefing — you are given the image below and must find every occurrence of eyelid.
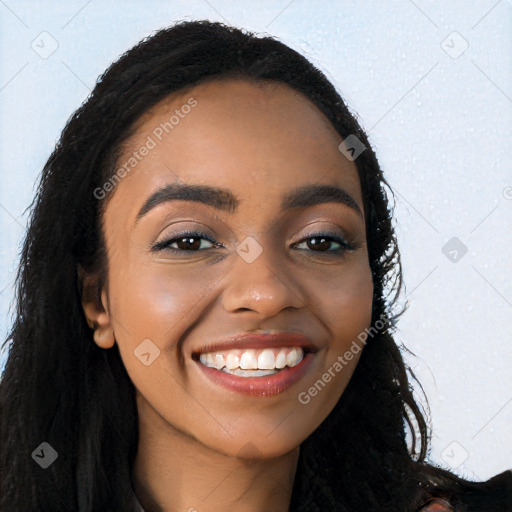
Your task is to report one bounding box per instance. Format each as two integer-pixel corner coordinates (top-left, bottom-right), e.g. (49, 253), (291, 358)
(154, 220), (218, 242)
(293, 222), (355, 244)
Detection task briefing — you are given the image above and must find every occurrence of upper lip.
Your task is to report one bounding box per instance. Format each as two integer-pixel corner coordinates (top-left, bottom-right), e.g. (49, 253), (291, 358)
(192, 332), (320, 356)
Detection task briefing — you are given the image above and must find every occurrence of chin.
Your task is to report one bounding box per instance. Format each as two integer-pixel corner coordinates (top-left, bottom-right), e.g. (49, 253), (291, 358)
(201, 428), (305, 461)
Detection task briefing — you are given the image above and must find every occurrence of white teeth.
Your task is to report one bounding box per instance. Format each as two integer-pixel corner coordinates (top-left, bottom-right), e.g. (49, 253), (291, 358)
(275, 351), (286, 369)
(214, 354), (225, 370)
(286, 348), (302, 367)
(258, 349), (275, 370)
(199, 353), (214, 368)
(240, 351), (258, 370)
(198, 346), (305, 372)
(225, 353), (240, 370)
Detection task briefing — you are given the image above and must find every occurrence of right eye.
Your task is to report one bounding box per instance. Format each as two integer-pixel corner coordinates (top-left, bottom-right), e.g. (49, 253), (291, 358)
(291, 231), (354, 255)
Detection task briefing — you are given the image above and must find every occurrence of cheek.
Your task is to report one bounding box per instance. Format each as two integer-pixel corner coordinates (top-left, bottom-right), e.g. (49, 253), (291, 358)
(326, 266), (374, 346)
(296, 258), (373, 414)
(110, 257), (224, 339)
(105, 261), (225, 415)
(307, 254), (374, 343)
(105, 258), (224, 389)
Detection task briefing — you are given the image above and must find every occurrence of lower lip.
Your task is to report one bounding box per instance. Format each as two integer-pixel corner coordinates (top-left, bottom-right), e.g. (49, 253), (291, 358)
(195, 353), (315, 397)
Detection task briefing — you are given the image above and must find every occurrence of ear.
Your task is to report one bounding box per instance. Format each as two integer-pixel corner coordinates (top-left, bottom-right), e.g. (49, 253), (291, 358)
(77, 264), (115, 349)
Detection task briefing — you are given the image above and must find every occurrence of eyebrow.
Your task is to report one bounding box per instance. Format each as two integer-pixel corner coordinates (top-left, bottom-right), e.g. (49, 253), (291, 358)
(135, 182), (362, 224)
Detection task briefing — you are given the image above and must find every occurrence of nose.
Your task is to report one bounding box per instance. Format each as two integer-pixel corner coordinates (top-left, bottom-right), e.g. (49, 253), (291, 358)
(220, 237), (305, 317)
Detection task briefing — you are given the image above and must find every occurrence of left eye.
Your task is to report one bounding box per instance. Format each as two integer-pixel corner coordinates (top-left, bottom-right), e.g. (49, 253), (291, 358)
(152, 232), (220, 253)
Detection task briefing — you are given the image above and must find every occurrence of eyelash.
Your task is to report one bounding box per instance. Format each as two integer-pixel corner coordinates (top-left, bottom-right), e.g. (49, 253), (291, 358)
(151, 230), (354, 255)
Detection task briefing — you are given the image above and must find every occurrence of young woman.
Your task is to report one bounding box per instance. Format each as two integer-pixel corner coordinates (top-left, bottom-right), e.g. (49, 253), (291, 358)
(0, 19), (510, 512)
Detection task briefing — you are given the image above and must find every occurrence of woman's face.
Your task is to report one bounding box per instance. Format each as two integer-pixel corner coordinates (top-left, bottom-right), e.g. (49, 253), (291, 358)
(88, 78), (373, 459)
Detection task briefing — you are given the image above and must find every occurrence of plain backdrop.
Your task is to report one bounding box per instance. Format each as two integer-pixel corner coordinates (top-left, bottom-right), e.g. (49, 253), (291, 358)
(1, 0), (511, 481)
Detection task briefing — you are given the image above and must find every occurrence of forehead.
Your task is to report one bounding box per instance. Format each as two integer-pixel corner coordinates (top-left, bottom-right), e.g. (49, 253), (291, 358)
(131, 77), (340, 139)
(105, 78), (361, 223)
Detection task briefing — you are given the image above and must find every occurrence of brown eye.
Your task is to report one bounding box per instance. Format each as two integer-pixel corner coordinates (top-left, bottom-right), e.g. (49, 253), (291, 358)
(152, 231), (220, 253)
(175, 236), (203, 251)
(292, 233), (352, 253)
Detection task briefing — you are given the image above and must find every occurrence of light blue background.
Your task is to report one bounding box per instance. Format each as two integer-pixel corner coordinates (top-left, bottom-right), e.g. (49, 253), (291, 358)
(1, 0), (511, 481)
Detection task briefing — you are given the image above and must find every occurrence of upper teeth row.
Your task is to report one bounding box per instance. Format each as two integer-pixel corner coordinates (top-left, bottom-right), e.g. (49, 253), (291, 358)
(199, 347), (304, 370)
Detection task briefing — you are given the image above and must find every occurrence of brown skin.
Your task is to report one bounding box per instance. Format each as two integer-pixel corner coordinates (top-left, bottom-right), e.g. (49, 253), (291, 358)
(81, 79), (373, 512)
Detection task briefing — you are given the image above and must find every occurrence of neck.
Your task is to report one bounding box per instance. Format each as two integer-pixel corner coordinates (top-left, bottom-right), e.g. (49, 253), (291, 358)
(132, 392), (299, 512)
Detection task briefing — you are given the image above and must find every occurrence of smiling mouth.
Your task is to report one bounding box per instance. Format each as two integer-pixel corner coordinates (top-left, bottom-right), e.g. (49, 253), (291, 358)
(193, 346), (306, 378)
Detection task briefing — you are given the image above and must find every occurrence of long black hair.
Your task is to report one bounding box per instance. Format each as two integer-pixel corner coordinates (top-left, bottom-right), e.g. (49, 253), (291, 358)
(1, 19), (510, 512)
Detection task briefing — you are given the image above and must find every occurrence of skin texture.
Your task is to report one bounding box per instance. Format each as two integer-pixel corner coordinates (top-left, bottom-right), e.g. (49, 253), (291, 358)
(81, 79), (374, 512)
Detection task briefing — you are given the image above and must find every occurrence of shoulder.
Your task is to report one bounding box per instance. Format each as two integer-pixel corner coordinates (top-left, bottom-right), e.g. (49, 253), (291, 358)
(413, 465), (512, 512)
(416, 498), (453, 511)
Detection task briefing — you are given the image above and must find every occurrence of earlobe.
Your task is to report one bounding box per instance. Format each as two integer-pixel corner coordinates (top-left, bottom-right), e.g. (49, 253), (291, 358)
(78, 266), (115, 349)
(91, 290), (115, 349)
(92, 317), (116, 349)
